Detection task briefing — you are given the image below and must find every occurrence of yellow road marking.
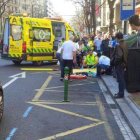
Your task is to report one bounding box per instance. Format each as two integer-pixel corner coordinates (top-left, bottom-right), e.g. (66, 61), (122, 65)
(43, 90), (63, 92)
(27, 101), (97, 106)
(30, 100), (96, 104)
(28, 102), (101, 122)
(96, 96), (115, 140)
(31, 72), (49, 74)
(36, 82), (95, 90)
(47, 71), (60, 74)
(39, 122), (104, 140)
(32, 76), (52, 101)
(21, 68), (58, 71)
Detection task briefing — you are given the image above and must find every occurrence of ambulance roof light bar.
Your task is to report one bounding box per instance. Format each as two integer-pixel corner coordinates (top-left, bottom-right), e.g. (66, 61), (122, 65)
(10, 13), (28, 17)
(43, 17), (63, 21)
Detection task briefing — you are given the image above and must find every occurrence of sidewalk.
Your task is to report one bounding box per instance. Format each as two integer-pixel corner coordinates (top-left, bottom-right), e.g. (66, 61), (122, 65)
(102, 75), (140, 140)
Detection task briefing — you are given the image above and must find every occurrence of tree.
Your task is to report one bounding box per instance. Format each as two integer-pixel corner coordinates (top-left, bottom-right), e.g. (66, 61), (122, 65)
(70, 9), (85, 33)
(67, 0), (93, 35)
(0, 0), (11, 18)
(0, 0), (11, 32)
(107, 0), (115, 35)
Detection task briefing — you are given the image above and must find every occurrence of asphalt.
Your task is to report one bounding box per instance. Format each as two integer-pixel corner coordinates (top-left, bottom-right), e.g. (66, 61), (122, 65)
(0, 58), (135, 140)
(102, 75), (140, 140)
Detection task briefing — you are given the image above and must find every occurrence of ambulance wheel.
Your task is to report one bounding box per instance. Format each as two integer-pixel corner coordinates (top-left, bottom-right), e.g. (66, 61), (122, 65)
(12, 60), (22, 65)
(0, 90), (4, 122)
(32, 61), (43, 66)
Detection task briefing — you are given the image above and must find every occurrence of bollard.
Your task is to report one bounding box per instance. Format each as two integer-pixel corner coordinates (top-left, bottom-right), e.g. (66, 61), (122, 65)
(63, 67), (70, 102)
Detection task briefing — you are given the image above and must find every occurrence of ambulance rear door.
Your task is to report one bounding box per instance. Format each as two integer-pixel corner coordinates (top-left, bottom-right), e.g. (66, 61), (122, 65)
(9, 16), (23, 58)
(2, 18), (10, 58)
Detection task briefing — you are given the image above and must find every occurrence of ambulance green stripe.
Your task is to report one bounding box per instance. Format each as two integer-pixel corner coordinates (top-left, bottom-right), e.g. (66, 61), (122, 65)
(45, 49), (48, 53)
(41, 49), (45, 53)
(17, 54), (20, 57)
(33, 49), (37, 53)
(13, 54), (16, 57)
(27, 48), (31, 53)
(36, 22), (40, 26)
(48, 49), (51, 53)
(37, 49), (41, 53)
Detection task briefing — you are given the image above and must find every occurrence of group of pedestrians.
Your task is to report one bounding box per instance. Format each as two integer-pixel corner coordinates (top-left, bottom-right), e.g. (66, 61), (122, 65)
(56, 14), (140, 99)
(56, 31), (116, 82)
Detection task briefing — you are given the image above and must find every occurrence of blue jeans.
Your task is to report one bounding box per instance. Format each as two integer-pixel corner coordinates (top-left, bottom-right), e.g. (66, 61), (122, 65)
(97, 64), (110, 76)
(56, 53), (63, 78)
(115, 66), (125, 95)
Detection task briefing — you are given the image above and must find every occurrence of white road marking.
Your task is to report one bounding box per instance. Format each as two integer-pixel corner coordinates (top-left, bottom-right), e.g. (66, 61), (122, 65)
(2, 72), (26, 89)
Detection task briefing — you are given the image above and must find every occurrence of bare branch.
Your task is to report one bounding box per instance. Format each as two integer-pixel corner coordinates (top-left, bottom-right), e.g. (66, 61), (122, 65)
(0, 0), (11, 17)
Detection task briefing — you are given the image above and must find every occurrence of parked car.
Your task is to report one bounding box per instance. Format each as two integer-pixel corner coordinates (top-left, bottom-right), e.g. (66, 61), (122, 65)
(0, 81), (4, 122)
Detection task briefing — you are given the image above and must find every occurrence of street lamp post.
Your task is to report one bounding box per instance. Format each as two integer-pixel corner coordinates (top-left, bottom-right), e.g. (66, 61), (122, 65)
(32, 4), (33, 17)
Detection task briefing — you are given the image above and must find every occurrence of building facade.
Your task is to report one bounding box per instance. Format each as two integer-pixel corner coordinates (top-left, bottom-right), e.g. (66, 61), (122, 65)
(100, 0), (140, 34)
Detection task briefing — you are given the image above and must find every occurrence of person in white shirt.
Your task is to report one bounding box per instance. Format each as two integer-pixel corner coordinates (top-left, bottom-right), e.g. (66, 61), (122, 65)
(75, 41), (83, 68)
(96, 52), (111, 77)
(61, 35), (76, 81)
(56, 46), (64, 79)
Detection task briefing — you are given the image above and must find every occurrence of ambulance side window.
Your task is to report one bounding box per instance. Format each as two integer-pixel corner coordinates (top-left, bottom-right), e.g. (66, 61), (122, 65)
(33, 28), (51, 42)
(68, 30), (77, 39)
(11, 25), (22, 41)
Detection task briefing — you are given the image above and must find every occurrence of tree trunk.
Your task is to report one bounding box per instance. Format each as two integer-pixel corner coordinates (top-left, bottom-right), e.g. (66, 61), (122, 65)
(84, 11), (90, 35)
(91, 0), (96, 35)
(108, 0), (115, 35)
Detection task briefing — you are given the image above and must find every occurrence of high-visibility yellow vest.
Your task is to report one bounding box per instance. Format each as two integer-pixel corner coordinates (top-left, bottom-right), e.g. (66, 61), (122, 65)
(89, 41), (94, 50)
(86, 54), (96, 65)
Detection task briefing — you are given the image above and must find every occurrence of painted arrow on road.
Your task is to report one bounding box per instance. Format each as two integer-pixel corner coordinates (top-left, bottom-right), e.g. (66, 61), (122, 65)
(2, 72), (26, 89)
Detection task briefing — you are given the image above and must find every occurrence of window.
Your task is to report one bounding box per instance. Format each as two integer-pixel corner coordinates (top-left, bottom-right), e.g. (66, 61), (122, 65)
(11, 25), (22, 41)
(55, 29), (62, 37)
(33, 28), (51, 42)
(68, 30), (77, 39)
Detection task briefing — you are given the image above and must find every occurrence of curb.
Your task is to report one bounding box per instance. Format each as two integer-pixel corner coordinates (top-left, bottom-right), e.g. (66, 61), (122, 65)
(101, 76), (140, 140)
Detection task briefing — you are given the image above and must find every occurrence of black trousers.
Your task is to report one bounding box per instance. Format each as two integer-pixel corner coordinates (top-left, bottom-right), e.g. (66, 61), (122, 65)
(62, 59), (73, 78)
(115, 66), (125, 95)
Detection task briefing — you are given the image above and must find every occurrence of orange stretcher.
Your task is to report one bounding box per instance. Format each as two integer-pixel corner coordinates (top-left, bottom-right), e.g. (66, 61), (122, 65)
(70, 74), (87, 80)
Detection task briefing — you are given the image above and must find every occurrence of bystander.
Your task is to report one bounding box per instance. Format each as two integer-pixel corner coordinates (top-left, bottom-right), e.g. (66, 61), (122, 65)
(111, 32), (128, 98)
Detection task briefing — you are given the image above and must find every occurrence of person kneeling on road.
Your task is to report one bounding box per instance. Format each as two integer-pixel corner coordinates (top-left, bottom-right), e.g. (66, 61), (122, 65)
(96, 52), (111, 77)
(82, 49), (98, 68)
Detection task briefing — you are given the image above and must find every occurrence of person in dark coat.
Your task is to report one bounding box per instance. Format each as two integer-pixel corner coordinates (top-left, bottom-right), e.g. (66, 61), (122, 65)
(100, 34), (110, 57)
(111, 32), (128, 98)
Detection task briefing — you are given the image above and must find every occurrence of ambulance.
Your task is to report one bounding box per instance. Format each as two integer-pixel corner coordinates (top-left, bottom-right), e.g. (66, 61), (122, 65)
(1, 13), (79, 65)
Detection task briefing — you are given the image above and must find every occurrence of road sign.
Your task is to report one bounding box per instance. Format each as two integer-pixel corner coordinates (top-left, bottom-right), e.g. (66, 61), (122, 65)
(120, 0), (135, 20)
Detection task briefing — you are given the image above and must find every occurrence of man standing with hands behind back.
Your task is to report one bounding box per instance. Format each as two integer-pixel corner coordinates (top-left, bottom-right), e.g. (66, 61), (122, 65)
(61, 35), (76, 81)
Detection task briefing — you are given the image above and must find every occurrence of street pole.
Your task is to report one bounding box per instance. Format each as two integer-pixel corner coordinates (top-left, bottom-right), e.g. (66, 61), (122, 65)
(123, 20), (127, 35)
(32, 4), (33, 17)
(0, 2), (1, 34)
(63, 67), (69, 102)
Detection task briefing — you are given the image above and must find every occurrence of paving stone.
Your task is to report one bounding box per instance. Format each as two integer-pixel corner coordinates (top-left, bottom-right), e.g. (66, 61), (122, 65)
(102, 75), (140, 140)
(123, 134), (131, 140)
